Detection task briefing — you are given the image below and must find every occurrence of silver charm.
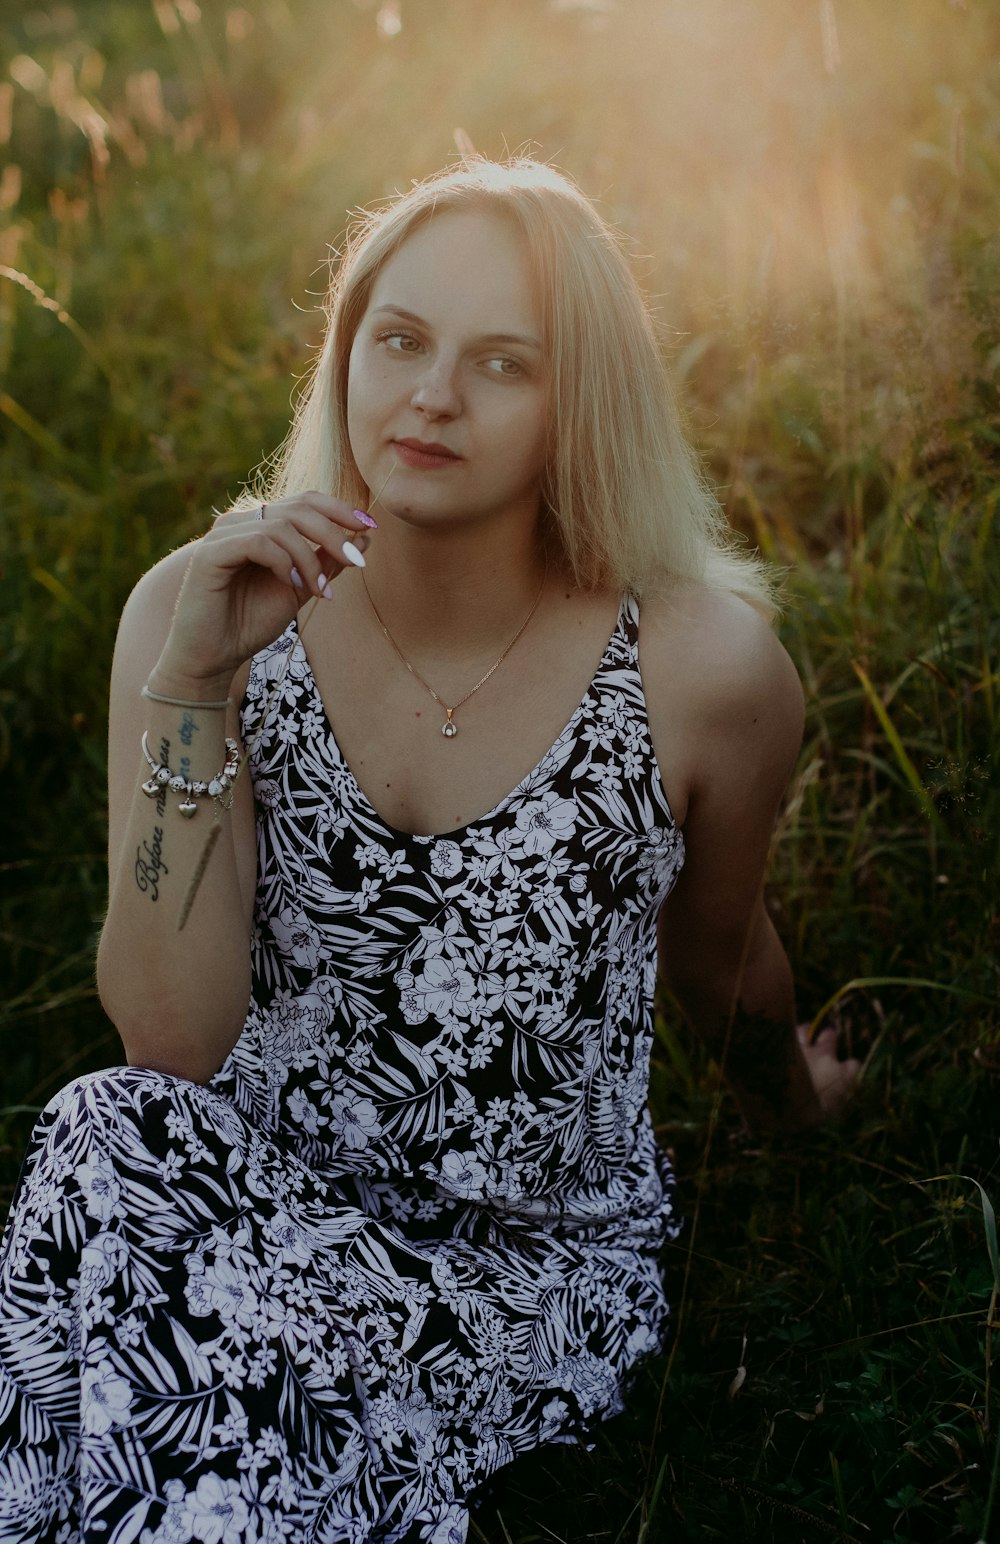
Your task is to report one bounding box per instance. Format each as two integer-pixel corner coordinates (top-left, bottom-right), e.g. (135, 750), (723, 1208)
(138, 732), (243, 820)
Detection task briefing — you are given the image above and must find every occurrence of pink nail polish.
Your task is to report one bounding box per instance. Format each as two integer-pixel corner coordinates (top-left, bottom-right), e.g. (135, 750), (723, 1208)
(290, 567), (304, 589)
(317, 573), (334, 600)
(354, 509), (378, 528)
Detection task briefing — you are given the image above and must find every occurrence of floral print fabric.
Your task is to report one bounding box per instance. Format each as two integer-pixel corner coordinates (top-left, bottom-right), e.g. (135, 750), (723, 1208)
(0, 594), (684, 1543)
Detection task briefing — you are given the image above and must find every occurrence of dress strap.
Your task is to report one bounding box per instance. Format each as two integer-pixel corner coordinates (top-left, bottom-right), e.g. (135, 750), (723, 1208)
(620, 592), (641, 663)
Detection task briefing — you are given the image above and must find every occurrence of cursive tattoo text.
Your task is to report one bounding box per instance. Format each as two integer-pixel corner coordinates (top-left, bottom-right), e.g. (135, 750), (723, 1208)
(136, 735), (171, 899)
(178, 712), (197, 779)
(135, 827), (169, 900)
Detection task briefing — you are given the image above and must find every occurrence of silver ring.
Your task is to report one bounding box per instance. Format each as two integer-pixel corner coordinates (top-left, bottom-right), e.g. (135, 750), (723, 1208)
(257, 503), (267, 521)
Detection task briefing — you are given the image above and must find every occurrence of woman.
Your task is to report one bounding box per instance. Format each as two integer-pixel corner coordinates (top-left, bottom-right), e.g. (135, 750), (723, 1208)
(0, 158), (856, 1543)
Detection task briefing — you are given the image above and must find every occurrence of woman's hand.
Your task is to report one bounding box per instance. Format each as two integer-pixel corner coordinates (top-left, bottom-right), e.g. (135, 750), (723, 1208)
(794, 1023), (861, 1125)
(151, 494), (374, 694)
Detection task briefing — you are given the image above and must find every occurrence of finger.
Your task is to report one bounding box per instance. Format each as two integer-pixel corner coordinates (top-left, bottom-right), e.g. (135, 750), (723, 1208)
(265, 527), (370, 599)
(200, 521), (368, 600)
(210, 495), (376, 537)
(313, 533), (370, 598)
(239, 506), (374, 585)
(797, 1021), (825, 1048)
(249, 493), (377, 536)
(210, 503), (266, 530)
(193, 528), (316, 600)
(295, 492), (378, 531)
(798, 1022), (840, 1054)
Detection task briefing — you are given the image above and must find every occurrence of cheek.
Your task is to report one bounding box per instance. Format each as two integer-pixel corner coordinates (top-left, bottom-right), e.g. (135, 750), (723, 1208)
(511, 395), (549, 476)
(346, 352), (381, 447)
(348, 349), (399, 430)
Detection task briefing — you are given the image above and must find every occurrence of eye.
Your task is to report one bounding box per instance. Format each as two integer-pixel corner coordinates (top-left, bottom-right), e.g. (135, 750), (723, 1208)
(374, 329), (421, 354)
(485, 356), (525, 377)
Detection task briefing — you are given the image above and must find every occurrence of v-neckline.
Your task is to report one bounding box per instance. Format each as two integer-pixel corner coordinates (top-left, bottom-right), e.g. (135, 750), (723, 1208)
(283, 593), (629, 843)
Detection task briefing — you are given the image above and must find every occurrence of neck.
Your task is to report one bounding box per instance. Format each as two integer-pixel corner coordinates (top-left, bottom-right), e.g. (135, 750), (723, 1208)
(356, 501), (551, 660)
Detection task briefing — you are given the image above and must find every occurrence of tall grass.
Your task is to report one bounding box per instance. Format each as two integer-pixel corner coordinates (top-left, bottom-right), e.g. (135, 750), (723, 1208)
(1, 1), (997, 1538)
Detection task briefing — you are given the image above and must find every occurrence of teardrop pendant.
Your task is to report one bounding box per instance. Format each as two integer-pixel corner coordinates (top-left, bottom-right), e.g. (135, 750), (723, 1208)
(442, 713), (458, 738)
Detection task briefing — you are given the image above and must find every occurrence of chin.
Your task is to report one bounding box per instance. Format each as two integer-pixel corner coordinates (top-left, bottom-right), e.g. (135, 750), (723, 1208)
(401, 507), (478, 534)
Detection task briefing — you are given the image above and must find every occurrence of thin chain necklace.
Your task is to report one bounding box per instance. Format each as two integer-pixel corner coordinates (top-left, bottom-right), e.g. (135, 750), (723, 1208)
(361, 566), (547, 738)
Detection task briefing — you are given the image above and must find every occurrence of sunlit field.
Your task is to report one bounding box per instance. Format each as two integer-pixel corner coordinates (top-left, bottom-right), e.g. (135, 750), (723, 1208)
(1, 1), (998, 1538)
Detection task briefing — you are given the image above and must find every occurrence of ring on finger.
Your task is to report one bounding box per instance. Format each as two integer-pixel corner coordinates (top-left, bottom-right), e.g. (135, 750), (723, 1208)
(257, 503), (267, 521)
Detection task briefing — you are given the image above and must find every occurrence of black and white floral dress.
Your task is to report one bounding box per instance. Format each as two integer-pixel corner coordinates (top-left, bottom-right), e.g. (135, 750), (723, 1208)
(0, 594), (684, 1544)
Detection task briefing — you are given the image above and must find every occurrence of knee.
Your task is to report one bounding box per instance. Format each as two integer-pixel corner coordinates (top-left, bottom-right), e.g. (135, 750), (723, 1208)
(15, 1066), (248, 1221)
(40, 1063), (182, 1126)
(6, 1068), (184, 1252)
(29, 1064), (194, 1167)
(39, 1063), (255, 1166)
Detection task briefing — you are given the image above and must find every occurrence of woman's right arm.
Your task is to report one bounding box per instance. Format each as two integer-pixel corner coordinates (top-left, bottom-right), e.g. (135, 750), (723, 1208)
(96, 496), (374, 1084)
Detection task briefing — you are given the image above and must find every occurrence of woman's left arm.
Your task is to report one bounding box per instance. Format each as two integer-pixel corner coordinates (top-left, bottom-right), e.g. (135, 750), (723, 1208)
(646, 589), (859, 1133)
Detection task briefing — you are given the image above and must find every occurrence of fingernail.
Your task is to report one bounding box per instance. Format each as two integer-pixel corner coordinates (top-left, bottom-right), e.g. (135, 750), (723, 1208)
(290, 567), (304, 589)
(354, 509), (378, 529)
(317, 572), (334, 600)
(341, 540), (366, 569)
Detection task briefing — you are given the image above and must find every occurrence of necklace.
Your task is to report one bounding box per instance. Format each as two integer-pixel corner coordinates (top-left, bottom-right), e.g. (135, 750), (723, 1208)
(361, 567), (547, 738)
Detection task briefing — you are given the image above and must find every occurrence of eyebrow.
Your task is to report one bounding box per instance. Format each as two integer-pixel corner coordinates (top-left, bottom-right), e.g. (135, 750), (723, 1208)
(369, 304), (541, 352)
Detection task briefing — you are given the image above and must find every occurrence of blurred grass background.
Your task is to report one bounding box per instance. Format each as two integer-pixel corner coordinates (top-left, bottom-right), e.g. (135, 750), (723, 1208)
(0, 0), (997, 1539)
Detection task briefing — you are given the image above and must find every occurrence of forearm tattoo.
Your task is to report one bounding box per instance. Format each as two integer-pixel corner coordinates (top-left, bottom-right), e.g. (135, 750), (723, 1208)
(178, 710), (197, 781)
(134, 734), (170, 901)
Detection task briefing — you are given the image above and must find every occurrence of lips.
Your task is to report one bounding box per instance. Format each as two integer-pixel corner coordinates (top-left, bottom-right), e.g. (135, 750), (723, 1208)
(396, 438), (459, 456)
(392, 438), (462, 468)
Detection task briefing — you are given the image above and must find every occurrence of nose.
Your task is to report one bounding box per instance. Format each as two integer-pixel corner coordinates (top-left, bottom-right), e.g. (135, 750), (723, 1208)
(410, 353), (461, 419)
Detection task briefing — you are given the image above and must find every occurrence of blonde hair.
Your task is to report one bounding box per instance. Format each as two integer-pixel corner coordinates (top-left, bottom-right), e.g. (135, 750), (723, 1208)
(255, 157), (776, 615)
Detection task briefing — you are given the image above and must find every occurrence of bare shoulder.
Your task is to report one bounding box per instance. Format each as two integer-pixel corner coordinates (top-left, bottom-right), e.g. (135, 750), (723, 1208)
(640, 582), (800, 710)
(638, 582), (804, 809)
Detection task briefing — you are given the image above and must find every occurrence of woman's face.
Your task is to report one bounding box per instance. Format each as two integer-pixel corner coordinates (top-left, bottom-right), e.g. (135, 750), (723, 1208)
(347, 209), (549, 537)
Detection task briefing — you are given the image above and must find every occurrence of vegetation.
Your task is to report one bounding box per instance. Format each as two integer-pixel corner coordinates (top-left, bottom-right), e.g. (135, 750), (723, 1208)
(1, 1), (996, 1538)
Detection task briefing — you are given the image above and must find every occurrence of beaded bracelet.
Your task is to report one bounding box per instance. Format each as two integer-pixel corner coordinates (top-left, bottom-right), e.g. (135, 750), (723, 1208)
(140, 731), (240, 818)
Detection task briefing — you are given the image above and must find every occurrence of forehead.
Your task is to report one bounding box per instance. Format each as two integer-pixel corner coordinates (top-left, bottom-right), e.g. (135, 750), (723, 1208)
(365, 209), (539, 334)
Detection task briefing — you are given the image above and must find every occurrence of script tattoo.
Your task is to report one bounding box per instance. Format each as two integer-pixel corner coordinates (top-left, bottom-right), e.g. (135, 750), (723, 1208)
(154, 735), (169, 820)
(135, 735), (170, 901)
(178, 710), (197, 780)
(135, 828), (168, 900)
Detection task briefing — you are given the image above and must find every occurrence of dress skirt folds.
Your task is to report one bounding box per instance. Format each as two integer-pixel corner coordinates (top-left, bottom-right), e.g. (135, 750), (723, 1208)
(0, 594), (684, 1543)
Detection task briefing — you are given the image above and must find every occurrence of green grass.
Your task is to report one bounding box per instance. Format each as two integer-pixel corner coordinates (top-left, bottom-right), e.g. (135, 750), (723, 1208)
(1, 1), (998, 1538)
